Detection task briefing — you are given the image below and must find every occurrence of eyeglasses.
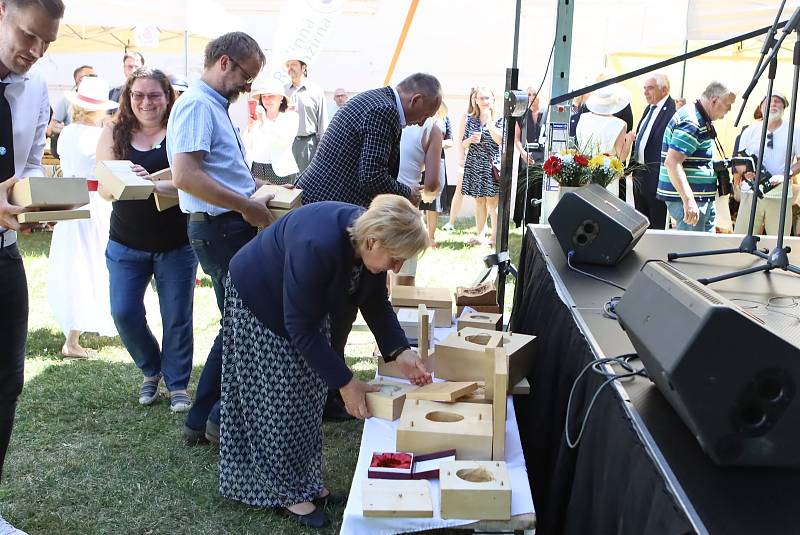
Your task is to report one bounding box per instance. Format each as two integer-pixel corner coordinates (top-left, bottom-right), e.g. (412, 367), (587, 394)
(229, 57), (256, 84)
(767, 132), (774, 149)
(130, 91), (165, 102)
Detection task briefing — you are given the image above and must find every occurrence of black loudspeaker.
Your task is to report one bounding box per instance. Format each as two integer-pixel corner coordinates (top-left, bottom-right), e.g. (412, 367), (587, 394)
(548, 184), (649, 265)
(616, 261), (800, 467)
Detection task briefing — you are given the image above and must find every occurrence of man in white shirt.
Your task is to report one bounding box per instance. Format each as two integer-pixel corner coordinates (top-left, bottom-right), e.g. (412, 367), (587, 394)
(284, 58), (328, 172)
(734, 92), (800, 235)
(0, 0), (62, 532)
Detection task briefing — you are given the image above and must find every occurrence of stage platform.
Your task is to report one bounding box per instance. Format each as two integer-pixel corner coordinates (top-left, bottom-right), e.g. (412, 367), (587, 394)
(510, 226), (800, 535)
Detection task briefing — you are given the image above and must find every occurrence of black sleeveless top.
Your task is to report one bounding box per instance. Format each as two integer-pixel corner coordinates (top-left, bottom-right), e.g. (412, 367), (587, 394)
(109, 139), (189, 252)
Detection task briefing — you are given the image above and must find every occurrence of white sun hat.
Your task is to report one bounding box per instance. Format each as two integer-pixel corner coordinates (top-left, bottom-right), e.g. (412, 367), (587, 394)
(585, 84), (631, 115)
(65, 76), (119, 111)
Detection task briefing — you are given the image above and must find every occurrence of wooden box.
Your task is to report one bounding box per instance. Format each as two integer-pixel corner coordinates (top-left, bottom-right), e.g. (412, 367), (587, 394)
(439, 461), (511, 520)
(96, 160), (154, 200)
(150, 168), (178, 211)
(17, 208), (90, 223)
(460, 377), (531, 404)
(434, 328), (535, 388)
(365, 378), (417, 421)
(391, 286), (452, 327)
(10, 177), (88, 209)
(362, 479), (433, 518)
(457, 311), (503, 331)
(252, 184), (302, 209)
(396, 399), (493, 460)
(491, 350), (508, 460)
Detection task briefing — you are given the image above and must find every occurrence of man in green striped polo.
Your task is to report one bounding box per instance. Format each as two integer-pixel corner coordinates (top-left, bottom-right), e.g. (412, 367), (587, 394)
(657, 81), (736, 231)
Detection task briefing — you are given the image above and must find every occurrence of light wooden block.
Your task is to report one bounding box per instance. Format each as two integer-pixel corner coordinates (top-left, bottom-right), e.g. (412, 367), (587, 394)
(461, 377), (530, 404)
(150, 168), (179, 211)
(362, 479), (433, 518)
(432, 307), (452, 328)
(435, 328), (535, 388)
(251, 184), (302, 209)
(17, 208), (90, 223)
(96, 160), (154, 200)
(10, 177), (88, 209)
(492, 350), (508, 461)
(396, 399), (493, 460)
(406, 381), (478, 402)
(365, 378), (417, 421)
(391, 286), (452, 309)
(439, 461), (511, 520)
(418, 304), (429, 360)
(482, 338), (503, 402)
(457, 311), (503, 331)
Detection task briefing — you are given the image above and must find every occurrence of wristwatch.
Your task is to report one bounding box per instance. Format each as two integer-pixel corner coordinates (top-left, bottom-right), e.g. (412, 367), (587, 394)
(384, 345), (411, 363)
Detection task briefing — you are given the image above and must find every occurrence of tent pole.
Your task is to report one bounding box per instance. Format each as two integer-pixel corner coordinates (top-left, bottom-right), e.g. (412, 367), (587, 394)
(680, 40), (688, 97)
(184, 30), (189, 76)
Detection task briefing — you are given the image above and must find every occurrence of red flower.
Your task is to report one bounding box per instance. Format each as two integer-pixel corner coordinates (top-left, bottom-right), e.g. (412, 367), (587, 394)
(543, 155), (562, 176)
(574, 155), (589, 166)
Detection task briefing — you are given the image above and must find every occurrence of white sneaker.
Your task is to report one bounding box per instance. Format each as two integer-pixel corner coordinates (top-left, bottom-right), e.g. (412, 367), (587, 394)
(0, 514), (28, 535)
(442, 222), (455, 232)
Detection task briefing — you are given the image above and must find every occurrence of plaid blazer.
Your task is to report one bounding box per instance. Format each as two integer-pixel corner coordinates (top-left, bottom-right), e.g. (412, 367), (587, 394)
(298, 86), (412, 207)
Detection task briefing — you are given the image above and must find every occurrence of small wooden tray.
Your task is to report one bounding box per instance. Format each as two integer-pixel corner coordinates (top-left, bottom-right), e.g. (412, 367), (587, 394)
(17, 208), (90, 223)
(406, 381), (479, 402)
(362, 479), (433, 517)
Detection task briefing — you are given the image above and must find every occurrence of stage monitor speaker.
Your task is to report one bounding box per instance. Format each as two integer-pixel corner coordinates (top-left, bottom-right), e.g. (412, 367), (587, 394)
(616, 260), (800, 467)
(548, 184), (649, 265)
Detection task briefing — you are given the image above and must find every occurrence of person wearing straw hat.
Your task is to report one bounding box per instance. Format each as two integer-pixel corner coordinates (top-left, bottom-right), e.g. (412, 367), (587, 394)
(285, 57), (328, 172)
(48, 76), (119, 360)
(244, 77), (299, 185)
(576, 83), (634, 160)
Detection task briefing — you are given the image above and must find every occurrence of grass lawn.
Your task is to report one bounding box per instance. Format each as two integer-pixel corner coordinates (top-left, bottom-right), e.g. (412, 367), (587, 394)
(3, 218), (523, 534)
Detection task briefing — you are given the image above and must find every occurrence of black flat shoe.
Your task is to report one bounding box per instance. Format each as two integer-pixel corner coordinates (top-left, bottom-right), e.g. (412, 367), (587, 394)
(274, 506), (329, 528)
(314, 491), (347, 508)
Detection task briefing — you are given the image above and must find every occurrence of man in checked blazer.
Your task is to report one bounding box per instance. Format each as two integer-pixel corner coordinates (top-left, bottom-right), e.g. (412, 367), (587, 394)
(632, 73), (676, 229)
(297, 72), (441, 420)
(298, 72), (442, 208)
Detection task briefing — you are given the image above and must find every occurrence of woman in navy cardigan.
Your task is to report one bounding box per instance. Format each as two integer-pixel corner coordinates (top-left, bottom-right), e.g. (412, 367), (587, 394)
(220, 195), (431, 528)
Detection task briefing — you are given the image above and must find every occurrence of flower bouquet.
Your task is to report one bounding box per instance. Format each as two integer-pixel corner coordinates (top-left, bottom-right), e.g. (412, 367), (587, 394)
(587, 153), (625, 188)
(542, 149), (591, 187)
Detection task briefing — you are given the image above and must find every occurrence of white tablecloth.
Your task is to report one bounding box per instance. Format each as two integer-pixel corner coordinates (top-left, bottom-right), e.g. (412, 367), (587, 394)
(340, 387), (535, 534)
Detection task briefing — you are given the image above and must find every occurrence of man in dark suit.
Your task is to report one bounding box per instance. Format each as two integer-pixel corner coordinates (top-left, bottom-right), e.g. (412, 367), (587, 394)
(298, 72), (442, 208)
(298, 72), (440, 419)
(632, 73), (675, 229)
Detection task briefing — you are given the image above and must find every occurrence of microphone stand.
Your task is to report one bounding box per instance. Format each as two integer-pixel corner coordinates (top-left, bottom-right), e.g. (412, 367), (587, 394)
(667, 10), (800, 284)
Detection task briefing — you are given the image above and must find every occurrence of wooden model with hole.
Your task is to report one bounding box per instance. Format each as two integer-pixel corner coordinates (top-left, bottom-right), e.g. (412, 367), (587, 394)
(439, 460), (511, 520)
(395, 399), (493, 460)
(434, 327), (535, 389)
(365, 378), (418, 421)
(457, 311), (503, 331)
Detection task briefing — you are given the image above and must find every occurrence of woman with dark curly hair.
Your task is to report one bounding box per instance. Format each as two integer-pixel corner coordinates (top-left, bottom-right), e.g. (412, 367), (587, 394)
(96, 68), (198, 412)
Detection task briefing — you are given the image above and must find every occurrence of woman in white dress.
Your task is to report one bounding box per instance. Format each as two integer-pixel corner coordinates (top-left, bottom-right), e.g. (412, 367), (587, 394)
(576, 84), (635, 196)
(48, 76), (119, 358)
(243, 78), (299, 185)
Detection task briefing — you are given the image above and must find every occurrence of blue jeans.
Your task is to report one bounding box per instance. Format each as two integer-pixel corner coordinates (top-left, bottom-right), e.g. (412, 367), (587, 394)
(106, 240), (198, 391)
(665, 200), (716, 232)
(185, 214), (256, 430)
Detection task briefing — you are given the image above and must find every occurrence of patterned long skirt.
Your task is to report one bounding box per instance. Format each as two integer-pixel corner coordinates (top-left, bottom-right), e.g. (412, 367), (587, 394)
(219, 276), (328, 507)
(251, 161), (296, 186)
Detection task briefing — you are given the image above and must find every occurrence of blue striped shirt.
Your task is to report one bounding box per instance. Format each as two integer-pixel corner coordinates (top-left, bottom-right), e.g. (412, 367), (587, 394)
(656, 104), (716, 202)
(166, 79), (255, 215)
